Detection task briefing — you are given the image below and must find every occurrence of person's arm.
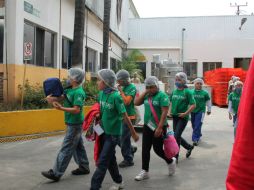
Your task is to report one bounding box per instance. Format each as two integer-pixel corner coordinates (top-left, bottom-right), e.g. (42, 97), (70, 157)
(52, 102), (81, 114)
(123, 112), (139, 142)
(206, 100), (212, 115)
(168, 102), (172, 117)
(154, 106), (169, 137)
(46, 95), (65, 104)
(134, 90), (148, 106)
(120, 94), (133, 106)
(228, 100), (233, 120)
(179, 104), (196, 118)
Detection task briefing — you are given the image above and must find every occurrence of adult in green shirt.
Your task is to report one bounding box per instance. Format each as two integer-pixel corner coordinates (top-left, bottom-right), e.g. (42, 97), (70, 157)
(228, 81), (243, 137)
(90, 69), (139, 190)
(169, 72), (196, 161)
(134, 76), (176, 181)
(42, 68), (90, 181)
(116, 69), (137, 168)
(191, 78), (211, 146)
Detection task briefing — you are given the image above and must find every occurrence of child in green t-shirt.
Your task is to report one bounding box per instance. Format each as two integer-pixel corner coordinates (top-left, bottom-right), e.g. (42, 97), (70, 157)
(90, 69), (139, 190)
(41, 68), (90, 181)
(116, 69), (137, 168)
(228, 81), (243, 137)
(191, 78), (211, 146)
(134, 76), (176, 181)
(169, 72), (196, 161)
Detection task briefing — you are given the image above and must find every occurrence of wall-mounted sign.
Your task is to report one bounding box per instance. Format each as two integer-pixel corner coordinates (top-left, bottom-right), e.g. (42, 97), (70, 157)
(24, 42), (32, 60)
(24, 1), (40, 18)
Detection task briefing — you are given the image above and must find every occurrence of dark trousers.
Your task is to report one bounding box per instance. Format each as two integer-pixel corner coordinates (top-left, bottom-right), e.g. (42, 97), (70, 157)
(172, 116), (192, 157)
(90, 134), (122, 190)
(142, 125), (173, 171)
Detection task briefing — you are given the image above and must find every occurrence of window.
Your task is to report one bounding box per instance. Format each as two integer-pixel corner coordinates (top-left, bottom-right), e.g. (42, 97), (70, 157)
(203, 62), (222, 75)
(183, 62), (197, 80)
(87, 48), (97, 73)
(23, 22), (56, 68)
(0, 19), (4, 63)
(44, 31), (54, 67)
(110, 57), (118, 72)
(62, 38), (72, 69)
(24, 22), (35, 65)
(99, 53), (103, 70)
(234, 58), (251, 71)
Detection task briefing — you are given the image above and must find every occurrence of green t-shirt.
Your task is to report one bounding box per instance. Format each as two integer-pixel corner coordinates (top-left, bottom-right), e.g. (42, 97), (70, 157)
(122, 83), (137, 116)
(64, 86), (86, 125)
(192, 89), (210, 113)
(99, 91), (126, 135)
(144, 91), (169, 129)
(170, 88), (196, 120)
(228, 92), (241, 113)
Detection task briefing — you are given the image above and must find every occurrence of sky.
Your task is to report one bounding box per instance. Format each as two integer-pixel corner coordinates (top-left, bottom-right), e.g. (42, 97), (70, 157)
(132, 0), (254, 17)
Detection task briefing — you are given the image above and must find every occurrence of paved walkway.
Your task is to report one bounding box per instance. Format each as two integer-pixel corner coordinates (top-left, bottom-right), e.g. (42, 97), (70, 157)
(0, 106), (234, 190)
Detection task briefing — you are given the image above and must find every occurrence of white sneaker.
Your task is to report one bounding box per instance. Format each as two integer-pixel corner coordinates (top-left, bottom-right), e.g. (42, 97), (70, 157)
(135, 170), (149, 181)
(109, 181), (124, 190)
(168, 157), (176, 176)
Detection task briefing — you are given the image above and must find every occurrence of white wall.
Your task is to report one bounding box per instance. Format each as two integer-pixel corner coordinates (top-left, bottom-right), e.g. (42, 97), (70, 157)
(5, 0), (126, 71)
(128, 16), (254, 77)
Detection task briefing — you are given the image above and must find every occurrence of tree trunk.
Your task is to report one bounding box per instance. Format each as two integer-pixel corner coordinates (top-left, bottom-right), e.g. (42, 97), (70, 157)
(102, 0), (111, 69)
(71, 0), (85, 68)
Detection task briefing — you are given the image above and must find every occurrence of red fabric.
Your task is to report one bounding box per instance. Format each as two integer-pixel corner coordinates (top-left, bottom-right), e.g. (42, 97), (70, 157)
(226, 55), (254, 190)
(82, 103), (101, 165)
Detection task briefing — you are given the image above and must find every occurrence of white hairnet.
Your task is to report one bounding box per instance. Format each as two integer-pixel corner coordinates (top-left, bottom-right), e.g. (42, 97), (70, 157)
(175, 72), (187, 84)
(98, 69), (116, 89)
(234, 80), (243, 86)
(116, 69), (130, 81)
(233, 76), (240, 82)
(144, 76), (159, 87)
(193, 78), (204, 85)
(68, 68), (85, 84)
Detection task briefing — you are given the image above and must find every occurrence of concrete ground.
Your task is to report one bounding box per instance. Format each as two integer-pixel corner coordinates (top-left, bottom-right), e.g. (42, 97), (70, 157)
(0, 106), (234, 190)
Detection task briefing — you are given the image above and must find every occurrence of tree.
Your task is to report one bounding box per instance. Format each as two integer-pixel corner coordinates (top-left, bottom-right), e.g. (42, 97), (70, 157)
(102, 0), (111, 69)
(71, 0), (85, 68)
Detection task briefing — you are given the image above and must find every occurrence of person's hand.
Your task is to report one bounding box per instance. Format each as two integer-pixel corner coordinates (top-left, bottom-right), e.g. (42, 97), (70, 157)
(229, 113), (232, 120)
(207, 111), (211, 115)
(154, 127), (163, 138)
(132, 132), (139, 142)
(167, 112), (172, 118)
(46, 94), (54, 104)
(52, 102), (62, 110)
(117, 84), (122, 92)
(178, 112), (187, 118)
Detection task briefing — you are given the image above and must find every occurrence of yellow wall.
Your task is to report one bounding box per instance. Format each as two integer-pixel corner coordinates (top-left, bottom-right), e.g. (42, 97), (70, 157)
(0, 106), (91, 137)
(0, 64), (68, 103)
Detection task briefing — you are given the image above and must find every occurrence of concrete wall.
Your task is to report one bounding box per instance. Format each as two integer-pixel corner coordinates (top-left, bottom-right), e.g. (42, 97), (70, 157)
(128, 16), (254, 77)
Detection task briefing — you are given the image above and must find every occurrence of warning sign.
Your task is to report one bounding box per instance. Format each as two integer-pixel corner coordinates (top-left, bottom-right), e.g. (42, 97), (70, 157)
(24, 42), (33, 60)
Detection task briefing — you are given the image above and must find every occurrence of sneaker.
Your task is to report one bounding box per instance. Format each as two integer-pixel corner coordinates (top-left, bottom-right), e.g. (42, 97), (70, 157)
(109, 181), (124, 190)
(41, 169), (60, 181)
(135, 170), (149, 181)
(193, 141), (199, 146)
(71, 166), (90, 175)
(131, 146), (138, 155)
(119, 160), (134, 168)
(168, 157), (176, 176)
(186, 145), (194, 158)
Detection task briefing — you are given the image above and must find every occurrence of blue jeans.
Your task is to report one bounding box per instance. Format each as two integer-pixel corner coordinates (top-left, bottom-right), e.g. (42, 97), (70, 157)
(191, 112), (204, 142)
(90, 134), (122, 190)
(53, 124), (89, 177)
(233, 114), (238, 137)
(120, 121), (133, 162)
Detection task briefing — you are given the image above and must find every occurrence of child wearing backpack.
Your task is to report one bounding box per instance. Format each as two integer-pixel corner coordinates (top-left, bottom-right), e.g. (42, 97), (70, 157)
(41, 68), (90, 181)
(90, 69), (139, 190)
(191, 78), (211, 146)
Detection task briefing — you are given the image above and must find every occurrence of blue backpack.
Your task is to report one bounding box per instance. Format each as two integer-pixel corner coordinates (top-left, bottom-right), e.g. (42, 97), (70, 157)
(43, 78), (64, 97)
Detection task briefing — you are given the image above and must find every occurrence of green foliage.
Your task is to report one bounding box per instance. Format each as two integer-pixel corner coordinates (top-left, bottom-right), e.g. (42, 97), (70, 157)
(83, 80), (99, 105)
(119, 50), (144, 82)
(18, 80), (50, 110)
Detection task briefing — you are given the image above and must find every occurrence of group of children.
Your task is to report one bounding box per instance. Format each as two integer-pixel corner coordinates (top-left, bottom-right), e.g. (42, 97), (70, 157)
(41, 68), (242, 190)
